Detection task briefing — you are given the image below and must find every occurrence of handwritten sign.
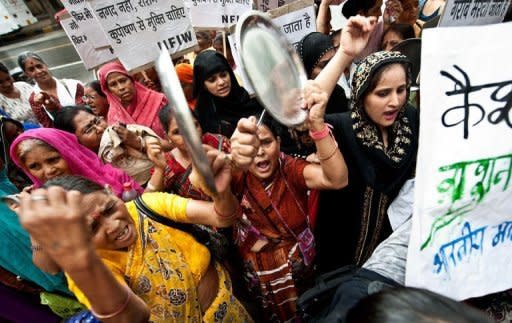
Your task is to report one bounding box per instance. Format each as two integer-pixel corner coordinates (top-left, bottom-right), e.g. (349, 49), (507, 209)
(60, 0), (111, 49)
(269, 0), (316, 51)
(60, 13), (116, 70)
(90, 0), (197, 71)
(439, 0), (511, 26)
(185, 0), (252, 28)
(405, 22), (512, 300)
(255, 0), (295, 12)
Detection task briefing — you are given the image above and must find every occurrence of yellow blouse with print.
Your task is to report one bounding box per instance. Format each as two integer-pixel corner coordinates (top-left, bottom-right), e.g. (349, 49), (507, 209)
(67, 192), (211, 321)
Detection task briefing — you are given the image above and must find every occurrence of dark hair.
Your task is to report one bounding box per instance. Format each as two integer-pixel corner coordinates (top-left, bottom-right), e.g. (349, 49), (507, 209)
(383, 23), (415, 44)
(258, 113), (282, 139)
(43, 175), (104, 194)
(84, 80), (106, 98)
(158, 104), (199, 133)
(346, 287), (493, 323)
(54, 106), (94, 134)
(364, 62), (410, 98)
(17, 51), (46, 72)
(0, 62), (9, 74)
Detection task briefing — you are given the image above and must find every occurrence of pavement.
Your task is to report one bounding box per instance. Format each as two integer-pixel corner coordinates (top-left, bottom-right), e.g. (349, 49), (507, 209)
(0, 19), (96, 83)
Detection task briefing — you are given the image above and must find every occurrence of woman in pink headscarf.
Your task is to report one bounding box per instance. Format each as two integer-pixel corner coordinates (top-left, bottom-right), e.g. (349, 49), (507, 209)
(98, 61), (168, 138)
(9, 128), (142, 198)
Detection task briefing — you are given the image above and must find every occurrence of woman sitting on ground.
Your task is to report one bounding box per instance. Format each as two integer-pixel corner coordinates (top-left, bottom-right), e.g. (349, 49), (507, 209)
(55, 106), (157, 185)
(17, 52), (83, 128)
(17, 172), (253, 322)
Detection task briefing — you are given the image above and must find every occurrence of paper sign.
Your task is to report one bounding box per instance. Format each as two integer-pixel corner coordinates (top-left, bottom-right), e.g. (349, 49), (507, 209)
(60, 0), (111, 49)
(90, 0), (197, 71)
(185, 0), (252, 28)
(405, 22), (512, 300)
(227, 33), (255, 95)
(255, 0), (294, 12)
(269, 0), (316, 50)
(439, 0), (511, 27)
(60, 13), (116, 70)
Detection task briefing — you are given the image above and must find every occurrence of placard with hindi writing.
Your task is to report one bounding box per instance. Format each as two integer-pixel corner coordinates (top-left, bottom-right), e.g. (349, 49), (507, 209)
(90, 0), (197, 71)
(185, 0), (252, 29)
(269, 0), (316, 51)
(405, 22), (512, 300)
(60, 13), (116, 70)
(439, 0), (511, 27)
(60, 0), (111, 49)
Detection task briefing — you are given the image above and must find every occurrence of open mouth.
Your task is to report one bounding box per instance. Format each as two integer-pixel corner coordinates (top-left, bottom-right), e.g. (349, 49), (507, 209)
(115, 225), (129, 241)
(256, 160), (271, 172)
(383, 110), (399, 121)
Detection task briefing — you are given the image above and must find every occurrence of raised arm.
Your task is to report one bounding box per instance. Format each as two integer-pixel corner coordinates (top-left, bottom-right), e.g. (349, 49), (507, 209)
(19, 188), (149, 323)
(302, 80), (348, 190)
(315, 15), (377, 96)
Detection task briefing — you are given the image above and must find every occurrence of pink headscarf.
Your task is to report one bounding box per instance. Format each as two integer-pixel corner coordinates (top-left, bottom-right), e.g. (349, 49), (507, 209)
(98, 61), (167, 138)
(9, 128), (143, 198)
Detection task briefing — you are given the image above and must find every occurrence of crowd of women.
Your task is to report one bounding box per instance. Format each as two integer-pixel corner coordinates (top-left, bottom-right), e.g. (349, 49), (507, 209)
(0, 0), (510, 322)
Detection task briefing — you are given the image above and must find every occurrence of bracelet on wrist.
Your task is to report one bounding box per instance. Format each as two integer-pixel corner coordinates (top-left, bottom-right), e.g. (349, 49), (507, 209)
(317, 140), (339, 161)
(91, 285), (131, 319)
(213, 203), (242, 219)
(309, 123), (332, 141)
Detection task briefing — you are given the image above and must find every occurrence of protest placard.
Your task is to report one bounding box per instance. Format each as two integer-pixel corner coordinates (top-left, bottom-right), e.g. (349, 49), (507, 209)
(268, 0), (316, 50)
(185, 0), (252, 29)
(405, 22), (512, 300)
(60, 13), (116, 70)
(89, 0), (197, 71)
(255, 0), (295, 12)
(227, 32), (255, 95)
(60, 0), (111, 49)
(439, 0), (511, 26)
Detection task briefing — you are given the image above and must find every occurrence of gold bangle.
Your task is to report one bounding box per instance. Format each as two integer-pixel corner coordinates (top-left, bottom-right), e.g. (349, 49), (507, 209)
(91, 285), (131, 319)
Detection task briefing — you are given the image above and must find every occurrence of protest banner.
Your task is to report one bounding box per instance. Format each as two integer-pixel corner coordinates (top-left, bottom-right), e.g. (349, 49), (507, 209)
(405, 22), (512, 300)
(60, 0), (112, 49)
(227, 32), (255, 95)
(268, 0), (316, 51)
(185, 0), (252, 29)
(255, 0), (295, 12)
(439, 0), (511, 26)
(60, 13), (116, 70)
(90, 0), (197, 71)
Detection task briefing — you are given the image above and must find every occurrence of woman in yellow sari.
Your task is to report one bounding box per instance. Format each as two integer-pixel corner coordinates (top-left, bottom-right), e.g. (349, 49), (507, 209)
(17, 148), (252, 322)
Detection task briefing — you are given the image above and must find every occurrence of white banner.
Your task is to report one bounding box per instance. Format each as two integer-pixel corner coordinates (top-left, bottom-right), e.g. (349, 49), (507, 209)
(90, 0), (197, 71)
(185, 0), (252, 29)
(60, 0), (111, 49)
(406, 22), (512, 300)
(439, 0), (511, 27)
(60, 14), (116, 70)
(270, 1), (316, 50)
(227, 33), (255, 95)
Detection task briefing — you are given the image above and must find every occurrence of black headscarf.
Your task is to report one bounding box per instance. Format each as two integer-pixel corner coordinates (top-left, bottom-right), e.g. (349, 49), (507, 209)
(193, 51), (262, 137)
(297, 32), (349, 114)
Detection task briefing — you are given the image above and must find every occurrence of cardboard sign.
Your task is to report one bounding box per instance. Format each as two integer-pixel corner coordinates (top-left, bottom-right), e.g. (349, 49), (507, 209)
(60, 0), (111, 49)
(269, 0), (316, 50)
(185, 0), (252, 29)
(406, 22), (512, 300)
(90, 0), (197, 71)
(439, 0), (511, 26)
(60, 13), (116, 70)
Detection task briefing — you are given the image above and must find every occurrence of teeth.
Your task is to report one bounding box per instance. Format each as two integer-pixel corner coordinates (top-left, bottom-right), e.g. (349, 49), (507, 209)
(116, 227), (128, 240)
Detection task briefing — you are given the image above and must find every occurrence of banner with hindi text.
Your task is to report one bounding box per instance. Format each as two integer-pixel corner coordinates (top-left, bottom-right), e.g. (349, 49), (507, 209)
(405, 22), (512, 300)
(185, 0), (252, 29)
(439, 0), (511, 27)
(89, 0), (197, 71)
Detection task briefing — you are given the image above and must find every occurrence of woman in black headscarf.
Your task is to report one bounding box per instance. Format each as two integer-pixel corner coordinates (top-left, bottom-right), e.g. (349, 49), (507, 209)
(314, 50), (419, 274)
(193, 51), (262, 138)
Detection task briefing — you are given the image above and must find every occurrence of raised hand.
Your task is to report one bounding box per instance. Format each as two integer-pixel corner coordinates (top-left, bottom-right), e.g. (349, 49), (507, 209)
(302, 80), (329, 132)
(145, 137), (167, 169)
(230, 116), (260, 170)
(340, 15), (378, 58)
